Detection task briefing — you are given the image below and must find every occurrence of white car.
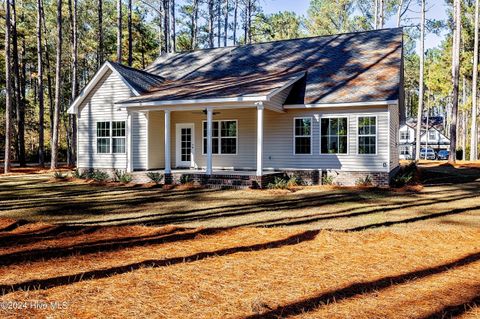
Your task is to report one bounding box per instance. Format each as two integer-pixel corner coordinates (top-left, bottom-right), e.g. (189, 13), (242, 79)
(420, 148), (436, 160)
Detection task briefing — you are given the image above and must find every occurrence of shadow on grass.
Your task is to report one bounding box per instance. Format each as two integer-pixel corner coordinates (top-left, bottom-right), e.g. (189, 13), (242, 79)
(0, 229), (320, 296)
(421, 294), (480, 319)
(243, 251), (480, 319)
(0, 227), (213, 267)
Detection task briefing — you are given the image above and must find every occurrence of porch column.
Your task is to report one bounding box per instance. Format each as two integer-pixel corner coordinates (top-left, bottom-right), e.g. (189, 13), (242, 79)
(127, 111), (133, 173)
(256, 103), (264, 176)
(206, 107), (213, 175)
(164, 109), (171, 174)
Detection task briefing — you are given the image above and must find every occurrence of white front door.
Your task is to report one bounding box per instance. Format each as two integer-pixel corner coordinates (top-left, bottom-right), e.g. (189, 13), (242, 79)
(175, 123), (195, 168)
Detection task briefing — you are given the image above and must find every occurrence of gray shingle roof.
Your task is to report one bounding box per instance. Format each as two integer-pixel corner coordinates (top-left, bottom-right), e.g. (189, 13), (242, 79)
(108, 62), (165, 94)
(118, 28), (403, 104)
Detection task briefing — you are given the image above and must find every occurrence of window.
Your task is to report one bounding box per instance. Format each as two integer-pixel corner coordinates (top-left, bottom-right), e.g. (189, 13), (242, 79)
(321, 117), (348, 154)
(358, 116), (376, 154)
(97, 122), (110, 154)
(112, 121), (126, 153)
(294, 118), (312, 154)
(96, 121), (126, 154)
(400, 131), (410, 140)
(202, 120), (237, 155)
(400, 146), (410, 155)
(428, 130), (436, 141)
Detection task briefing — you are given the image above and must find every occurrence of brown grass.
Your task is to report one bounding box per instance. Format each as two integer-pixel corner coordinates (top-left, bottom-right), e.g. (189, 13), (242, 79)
(0, 220), (479, 318)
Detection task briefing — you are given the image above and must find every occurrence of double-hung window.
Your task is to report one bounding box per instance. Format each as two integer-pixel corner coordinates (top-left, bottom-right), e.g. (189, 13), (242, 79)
(358, 116), (376, 154)
(400, 131), (409, 140)
(96, 121), (126, 154)
(294, 117), (312, 154)
(321, 117), (348, 154)
(202, 120), (237, 155)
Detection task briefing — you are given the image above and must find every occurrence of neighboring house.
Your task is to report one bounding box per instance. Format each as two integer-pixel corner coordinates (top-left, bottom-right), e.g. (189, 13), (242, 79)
(399, 124), (415, 160)
(68, 28), (404, 187)
(399, 123), (450, 160)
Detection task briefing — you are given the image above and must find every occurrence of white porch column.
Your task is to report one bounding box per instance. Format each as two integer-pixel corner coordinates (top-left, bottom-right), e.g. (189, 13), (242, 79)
(206, 107), (213, 175)
(256, 103), (264, 176)
(164, 110), (171, 174)
(127, 112), (133, 173)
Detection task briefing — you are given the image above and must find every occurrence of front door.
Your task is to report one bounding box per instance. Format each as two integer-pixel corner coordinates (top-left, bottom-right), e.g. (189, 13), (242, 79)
(175, 123), (195, 168)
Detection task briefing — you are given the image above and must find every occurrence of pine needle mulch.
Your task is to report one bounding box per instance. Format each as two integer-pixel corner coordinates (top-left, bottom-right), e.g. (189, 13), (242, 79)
(0, 220), (479, 319)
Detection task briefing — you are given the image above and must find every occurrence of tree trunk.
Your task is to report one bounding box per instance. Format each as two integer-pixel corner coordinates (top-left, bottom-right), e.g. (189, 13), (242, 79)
(4, 0), (12, 173)
(171, 0), (175, 52)
(374, 0), (378, 29)
(68, 0), (78, 166)
(208, 0), (214, 48)
(51, 0), (62, 169)
(217, 0), (221, 47)
(415, 0), (425, 161)
(41, 0), (54, 141)
(163, 0), (170, 53)
(37, 0), (45, 167)
(449, 0), (461, 163)
(247, 0), (252, 44)
(224, 0), (229, 46)
(379, 0), (384, 28)
(128, 0), (133, 65)
(472, 0), (479, 160)
(11, 0), (25, 166)
(117, 0), (122, 63)
(98, 0), (103, 67)
(191, 0), (198, 50)
(233, 0), (238, 45)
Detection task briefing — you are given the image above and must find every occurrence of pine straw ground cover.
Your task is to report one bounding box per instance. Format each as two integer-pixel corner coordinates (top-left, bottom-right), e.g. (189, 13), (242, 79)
(0, 221), (479, 319)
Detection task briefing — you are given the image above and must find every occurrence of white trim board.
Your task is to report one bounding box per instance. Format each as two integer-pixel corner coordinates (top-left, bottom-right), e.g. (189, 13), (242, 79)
(284, 100), (398, 109)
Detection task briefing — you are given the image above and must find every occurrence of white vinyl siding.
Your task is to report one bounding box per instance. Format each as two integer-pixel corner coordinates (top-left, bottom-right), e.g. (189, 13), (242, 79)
(77, 70), (147, 170)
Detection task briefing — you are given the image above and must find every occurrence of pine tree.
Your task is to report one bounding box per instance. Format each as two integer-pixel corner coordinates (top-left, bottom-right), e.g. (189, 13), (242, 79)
(37, 0), (45, 167)
(51, 0), (63, 169)
(4, 0), (13, 173)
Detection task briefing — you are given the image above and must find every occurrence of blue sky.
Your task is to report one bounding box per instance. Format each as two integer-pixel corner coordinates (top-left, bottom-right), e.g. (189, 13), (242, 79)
(261, 0), (449, 53)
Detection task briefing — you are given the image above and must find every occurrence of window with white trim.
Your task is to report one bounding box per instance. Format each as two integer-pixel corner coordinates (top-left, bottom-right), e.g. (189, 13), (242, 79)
(358, 116), (376, 154)
(400, 130), (409, 140)
(294, 117), (312, 154)
(96, 121), (126, 154)
(428, 130), (436, 140)
(321, 117), (348, 154)
(202, 120), (237, 154)
(400, 146), (410, 155)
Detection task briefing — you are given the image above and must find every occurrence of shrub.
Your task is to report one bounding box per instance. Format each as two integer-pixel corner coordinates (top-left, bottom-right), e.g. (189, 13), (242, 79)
(355, 175), (373, 187)
(91, 170), (109, 182)
(391, 162), (418, 187)
(179, 174), (193, 184)
(321, 175), (334, 185)
(286, 176), (301, 188)
(267, 176), (289, 189)
(114, 170), (132, 183)
(146, 172), (163, 184)
(53, 171), (68, 180)
(72, 168), (86, 179)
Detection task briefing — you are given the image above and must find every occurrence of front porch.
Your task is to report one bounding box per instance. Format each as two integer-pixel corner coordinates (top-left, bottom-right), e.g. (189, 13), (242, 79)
(132, 169), (284, 189)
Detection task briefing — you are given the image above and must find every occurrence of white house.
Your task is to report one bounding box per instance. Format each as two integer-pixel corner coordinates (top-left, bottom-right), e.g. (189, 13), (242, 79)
(67, 28), (404, 187)
(399, 123), (450, 160)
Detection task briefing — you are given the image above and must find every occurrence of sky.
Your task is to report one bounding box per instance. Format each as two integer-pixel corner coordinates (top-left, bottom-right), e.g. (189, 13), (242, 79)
(261, 0), (449, 54)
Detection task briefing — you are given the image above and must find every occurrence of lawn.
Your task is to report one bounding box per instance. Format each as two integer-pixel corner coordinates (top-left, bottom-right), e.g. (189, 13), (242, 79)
(0, 162), (479, 318)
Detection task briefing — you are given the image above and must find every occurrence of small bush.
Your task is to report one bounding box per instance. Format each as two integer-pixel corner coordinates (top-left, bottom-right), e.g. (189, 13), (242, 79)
(391, 162), (418, 187)
(267, 176), (289, 189)
(53, 171), (68, 180)
(179, 174), (193, 184)
(321, 175), (334, 185)
(72, 168), (86, 179)
(114, 170), (132, 183)
(286, 176), (301, 188)
(90, 170), (109, 182)
(146, 172), (163, 184)
(355, 175), (373, 187)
